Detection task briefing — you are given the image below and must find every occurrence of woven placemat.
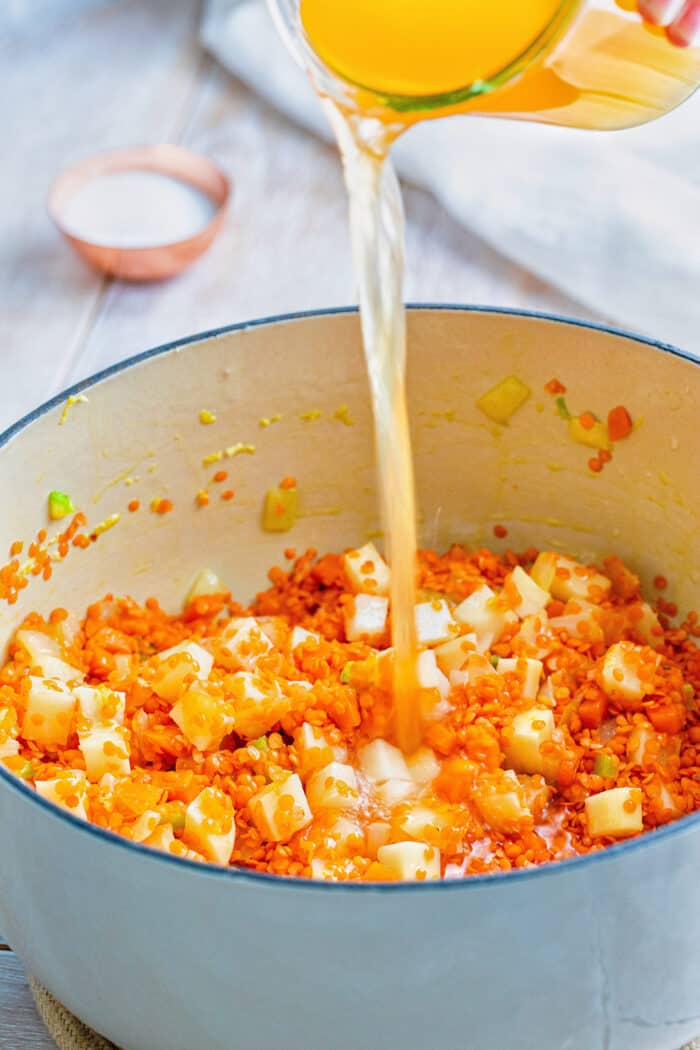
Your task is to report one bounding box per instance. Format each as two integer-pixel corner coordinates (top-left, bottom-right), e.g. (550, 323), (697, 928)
(27, 978), (700, 1050)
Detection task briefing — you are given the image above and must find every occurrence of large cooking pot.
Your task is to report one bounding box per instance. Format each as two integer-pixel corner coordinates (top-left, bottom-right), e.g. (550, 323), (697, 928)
(1, 307), (699, 1050)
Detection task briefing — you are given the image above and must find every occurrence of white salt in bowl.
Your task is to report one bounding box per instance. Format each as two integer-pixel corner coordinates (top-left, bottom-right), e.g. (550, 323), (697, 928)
(49, 145), (230, 280)
(0, 307), (699, 1050)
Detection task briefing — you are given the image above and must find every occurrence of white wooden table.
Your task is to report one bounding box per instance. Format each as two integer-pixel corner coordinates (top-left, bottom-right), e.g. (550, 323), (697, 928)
(0, 1), (600, 1044)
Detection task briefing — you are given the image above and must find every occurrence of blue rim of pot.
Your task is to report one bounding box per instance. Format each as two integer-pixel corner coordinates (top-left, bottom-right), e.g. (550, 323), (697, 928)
(1, 303), (699, 894)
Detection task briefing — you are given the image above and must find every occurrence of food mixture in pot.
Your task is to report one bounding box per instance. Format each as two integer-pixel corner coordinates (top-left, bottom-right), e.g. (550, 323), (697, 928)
(2, 540), (698, 881)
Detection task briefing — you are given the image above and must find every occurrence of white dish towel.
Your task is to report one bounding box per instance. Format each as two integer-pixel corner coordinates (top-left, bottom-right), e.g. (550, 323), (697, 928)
(202, 0), (700, 356)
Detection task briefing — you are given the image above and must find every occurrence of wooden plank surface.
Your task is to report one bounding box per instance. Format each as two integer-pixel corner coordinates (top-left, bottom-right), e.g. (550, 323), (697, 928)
(0, 953), (55, 1049)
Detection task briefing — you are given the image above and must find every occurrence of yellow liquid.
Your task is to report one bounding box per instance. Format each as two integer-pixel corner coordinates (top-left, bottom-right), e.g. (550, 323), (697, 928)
(301, 0), (565, 98)
(301, 0), (700, 130)
(298, 0), (699, 753)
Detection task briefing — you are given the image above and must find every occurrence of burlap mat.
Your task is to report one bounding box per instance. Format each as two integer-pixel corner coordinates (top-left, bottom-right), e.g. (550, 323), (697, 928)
(27, 977), (700, 1050)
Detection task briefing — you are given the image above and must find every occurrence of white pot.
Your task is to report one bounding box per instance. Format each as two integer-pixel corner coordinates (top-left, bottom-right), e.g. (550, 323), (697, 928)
(1, 307), (698, 1050)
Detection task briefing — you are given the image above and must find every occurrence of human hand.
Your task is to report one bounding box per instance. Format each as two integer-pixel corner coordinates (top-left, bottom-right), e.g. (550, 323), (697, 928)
(637, 0), (700, 46)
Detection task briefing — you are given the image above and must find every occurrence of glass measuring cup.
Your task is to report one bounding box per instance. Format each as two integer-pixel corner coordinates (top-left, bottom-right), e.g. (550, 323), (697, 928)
(268, 0), (700, 132)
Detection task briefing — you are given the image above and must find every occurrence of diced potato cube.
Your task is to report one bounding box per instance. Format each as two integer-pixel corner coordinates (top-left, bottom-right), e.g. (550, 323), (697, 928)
(366, 821), (391, 857)
(377, 841), (441, 881)
(79, 723), (131, 781)
(514, 612), (553, 657)
(0, 708), (19, 758)
(497, 657), (543, 701)
(434, 634), (477, 675)
(289, 626), (320, 651)
(585, 786), (643, 838)
(152, 641), (213, 701)
(548, 555), (612, 604)
(183, 787), (236, 866)
(23, 677), (76, 748)
(626, 722), (657, 768)
(310, 857), (354, 881)
(129, 810), (162, 843)
(306, 761), (360, 812)
(249, 773), (312, 842)
(397, 803), (449, 842)
(344, 542), (390, 596)
(144, 824), (176, 854)
(75, 685), (126, 726)
(505, 566), (549, 619)
(344, 594), (389, 643)
(503, 707), (554, 775)
(375, 779), (417, 806)
(325, 815), (364, 850)
(185, 568), (227, 604)
(601, 642), (656, 702)
(417, 649), (450, 702)
(550, 602), (604, 644)
(414, 599), (456, 647)
(474, 771), (533, 834)
(454, 586), (516, 652)
(627, 602), (664, 650)
(406, 747), (441, 786)
(530, 552), (557, 592)
(35, 771), (88, 821)
(229, 671), (290, 740)
(262, 485), (297, 532)
(569, 416), (610, 451)
(295, 723), (337, 779)
(476, 375), (530, 425)
(222, 617), (272, 670)
(358, 739), (411, 784)
(449, 653), (495, 689)
(170, 686), (234, 752)
(16, 630), (83, 685)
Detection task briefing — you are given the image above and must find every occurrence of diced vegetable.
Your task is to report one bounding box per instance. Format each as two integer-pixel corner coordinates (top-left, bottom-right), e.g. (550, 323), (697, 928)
(22, 677), (76, 749)
(325, 815), (364, 850)
(568, 415), (610, 451)
(375, 779), (417, 805)
(607, 405), (632, 442)
(262, 484), (298, 532)
(358, 739), (411, 784)
(344, 593), (388, 643)
(306, 761), (360, 812)
(343, 542), (390, 596)
(48, 490), (75, 521)
(601, 642), (657, 703)
(550, 602), (605, 643)
(185, 568), (227, 604)
(503, 707), (554, 775)
(35, 771), (88, 820)
(496, 657), (543, 700)
(289, 625), (320, 651)
(416, 649), (450, 703)
(626, 602), (664, 650)
(434, 633), (477, 675)
(473, 771), (533, 834)
(16, 629), (83, 684)
(547, 554), (612, 604)
(454, 586), (516, 652)
(228, 671), (290, 740)
(476, 376), (531, 425)
(249, 773), (312, 842)
(505, 566), (549, 619)
(75, 685), (125, 726)
(397, 803), (449, 842)
(170, 686), (234, 752)
(128, 810), (161, 843)
(151, 641), (213, 701)
(414, 599), (456, 647)
(222, 617), (272, 670)
(78, 723), (131, 781)
(585, 787), (643, 838)
(183, 787), (236, 866)
(377, 841), (441, 880)
(593, 754), (618, 778)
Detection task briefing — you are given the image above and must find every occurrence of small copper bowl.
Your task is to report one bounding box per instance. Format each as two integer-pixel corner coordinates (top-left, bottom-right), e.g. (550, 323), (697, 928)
(49, 144), (230, 281)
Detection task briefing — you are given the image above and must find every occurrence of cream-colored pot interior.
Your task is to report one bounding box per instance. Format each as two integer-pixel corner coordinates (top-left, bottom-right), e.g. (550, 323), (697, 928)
(0, 307), (696, 643)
